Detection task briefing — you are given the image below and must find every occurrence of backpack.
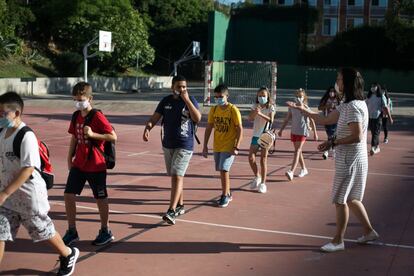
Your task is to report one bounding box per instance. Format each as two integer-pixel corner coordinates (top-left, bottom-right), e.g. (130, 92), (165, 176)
(0, 126), (54, 189)
(71, 109), (116, 169)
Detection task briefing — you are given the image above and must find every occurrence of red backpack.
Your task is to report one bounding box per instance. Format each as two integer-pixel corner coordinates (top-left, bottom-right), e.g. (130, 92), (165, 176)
(1, 126), (54, 189)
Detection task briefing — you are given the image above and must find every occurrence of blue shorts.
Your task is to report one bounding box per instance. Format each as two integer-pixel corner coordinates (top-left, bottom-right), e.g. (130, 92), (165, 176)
(251, 136), (260, 146)
(214, 152), (235, 172)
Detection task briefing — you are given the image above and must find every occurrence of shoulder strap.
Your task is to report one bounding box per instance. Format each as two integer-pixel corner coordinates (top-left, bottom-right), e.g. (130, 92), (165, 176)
(13, 126), (33, 159)
(84, 109), (100, 126)
(71, 110), (81, 128)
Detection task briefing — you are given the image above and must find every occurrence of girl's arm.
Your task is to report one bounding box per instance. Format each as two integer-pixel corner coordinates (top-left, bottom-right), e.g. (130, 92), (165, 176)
(287, 101), (339, 125)
(310, 118), (318, 141)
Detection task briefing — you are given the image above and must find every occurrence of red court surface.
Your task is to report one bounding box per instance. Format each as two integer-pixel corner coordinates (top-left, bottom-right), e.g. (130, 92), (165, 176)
(1, 101), (414, 276)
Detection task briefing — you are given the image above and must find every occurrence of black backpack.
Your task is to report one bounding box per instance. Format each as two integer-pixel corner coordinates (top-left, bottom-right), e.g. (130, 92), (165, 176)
(71, 109), (116, 169)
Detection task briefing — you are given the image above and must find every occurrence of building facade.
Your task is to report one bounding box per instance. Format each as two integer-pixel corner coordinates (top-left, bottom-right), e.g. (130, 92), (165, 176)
(251, 0), (391, 48)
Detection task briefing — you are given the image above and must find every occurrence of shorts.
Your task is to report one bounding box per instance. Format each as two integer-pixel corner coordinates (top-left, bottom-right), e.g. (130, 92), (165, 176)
(162, 147), (193, 176)
(214, 152), (235, 172)
(291, 134), (307, 142)
(65, 167), (108, 199)
(0, 207), (56, 242)
(251, 136), (260, 146)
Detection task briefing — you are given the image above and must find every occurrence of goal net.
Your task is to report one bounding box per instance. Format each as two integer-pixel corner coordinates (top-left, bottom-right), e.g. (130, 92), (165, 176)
(204, 60), (277, 106)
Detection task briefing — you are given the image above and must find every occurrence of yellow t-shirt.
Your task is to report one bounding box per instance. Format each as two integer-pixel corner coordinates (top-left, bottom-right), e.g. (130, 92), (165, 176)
(207, 103), (242, 152)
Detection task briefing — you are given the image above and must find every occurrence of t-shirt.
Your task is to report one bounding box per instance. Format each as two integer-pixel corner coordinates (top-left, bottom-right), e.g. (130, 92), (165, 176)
(0, 123), (50, 215)
(336, 100), (368, 153)
(207, 103), (242, 152)
(251, 103), (276, 137)
(366, 95), (386, 119)
(155, 95), (199, 151)
(68, 110), (113, 172)
(289, 106), (311, 136)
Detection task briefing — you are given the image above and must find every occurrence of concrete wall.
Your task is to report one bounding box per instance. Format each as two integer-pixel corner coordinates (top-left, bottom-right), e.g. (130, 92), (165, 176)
(0, 76), (173, 95)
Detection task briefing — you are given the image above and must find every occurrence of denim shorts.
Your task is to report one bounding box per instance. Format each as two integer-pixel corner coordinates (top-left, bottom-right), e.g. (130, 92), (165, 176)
(163, 147), (193, 176)
(0, 207), (56, 242)
(214, 152), (235, 172)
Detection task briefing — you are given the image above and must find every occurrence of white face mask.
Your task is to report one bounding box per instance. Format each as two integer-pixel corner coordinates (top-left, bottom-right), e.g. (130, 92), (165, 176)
(329, 91), (335, 98)
(75, 100), (90, 110)
(334, 83), (340, 93)
(173, 90), (181, 96)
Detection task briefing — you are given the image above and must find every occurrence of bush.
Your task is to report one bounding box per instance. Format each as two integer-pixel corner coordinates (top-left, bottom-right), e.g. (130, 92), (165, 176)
(53, 52), (83, 76)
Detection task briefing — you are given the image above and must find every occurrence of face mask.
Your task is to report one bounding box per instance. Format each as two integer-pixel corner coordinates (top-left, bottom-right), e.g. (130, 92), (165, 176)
(334, 83), (340, 93)
(0, 117), (14, 128)
(295, 96), (304, 104)
(329, 91), (335, 98)
(173, 90), (181, 96)
(215, 97), (226, 106)
(75, 100), (90, 111)
(258, 96), (268, 105)
(371, 87), (377, 93)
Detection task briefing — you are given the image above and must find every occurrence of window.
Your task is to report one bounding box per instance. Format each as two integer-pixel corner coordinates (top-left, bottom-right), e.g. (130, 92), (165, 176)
(323, 18), (338, 36)
(278, 0), (294, 5)
(372, 0), (379, 5)
(324, 0), (339, 7)
(348, 0), (363, 6)
(347, 17), (364, 29)
(348, 0), (355, 5)
(308, 0), (317, 6)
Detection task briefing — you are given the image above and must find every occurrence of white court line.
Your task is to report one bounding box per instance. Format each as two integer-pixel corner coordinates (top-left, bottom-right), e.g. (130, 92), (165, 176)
(127, 151), (150, 157)
(50, 201), (414, 250)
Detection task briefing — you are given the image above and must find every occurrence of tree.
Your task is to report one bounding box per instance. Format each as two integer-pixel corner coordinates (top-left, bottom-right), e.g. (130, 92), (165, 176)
(32, 0), (154, 72)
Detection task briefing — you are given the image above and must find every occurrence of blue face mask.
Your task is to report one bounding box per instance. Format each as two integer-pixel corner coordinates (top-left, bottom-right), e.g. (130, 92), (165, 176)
(258, 96), (268, 105)
(0, 117), (14, 129)
(215, 97), (226, 106)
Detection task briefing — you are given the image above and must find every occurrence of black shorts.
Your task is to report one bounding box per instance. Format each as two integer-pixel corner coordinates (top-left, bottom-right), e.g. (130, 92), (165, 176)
(65, 167), (107, 199)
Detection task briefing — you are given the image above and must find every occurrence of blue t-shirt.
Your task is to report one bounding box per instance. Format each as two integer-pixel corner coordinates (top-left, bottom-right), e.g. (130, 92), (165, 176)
(155, 95), (199, 150)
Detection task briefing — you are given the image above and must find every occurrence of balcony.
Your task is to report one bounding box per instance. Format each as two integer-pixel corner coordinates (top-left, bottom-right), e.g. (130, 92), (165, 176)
(323, 6), (339, 16)
(370, 6), (387, 17)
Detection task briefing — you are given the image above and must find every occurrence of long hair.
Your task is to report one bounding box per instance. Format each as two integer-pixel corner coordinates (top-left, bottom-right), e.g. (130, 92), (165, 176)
(319, 86), (340, 107)
(340, 68), (365, 103)
(367, 82), (382, 98)
(255, 86), (273, 109)
(295, 88), (308, 105)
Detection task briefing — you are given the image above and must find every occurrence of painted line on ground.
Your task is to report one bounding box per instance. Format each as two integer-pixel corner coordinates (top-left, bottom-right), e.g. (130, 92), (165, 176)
(127, 151), (150, 157)
(50, 201), (414, 251)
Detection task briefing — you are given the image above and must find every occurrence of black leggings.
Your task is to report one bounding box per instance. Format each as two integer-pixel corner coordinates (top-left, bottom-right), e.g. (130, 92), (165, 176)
(369, 118), (382, 147)
(382, 117), (389, 139)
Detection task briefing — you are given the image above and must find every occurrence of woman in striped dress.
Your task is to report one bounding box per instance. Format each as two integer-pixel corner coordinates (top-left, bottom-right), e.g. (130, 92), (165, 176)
(287, 68), (379, 252)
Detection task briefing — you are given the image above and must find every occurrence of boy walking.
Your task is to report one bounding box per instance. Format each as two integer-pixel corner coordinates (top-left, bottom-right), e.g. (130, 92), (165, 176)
(0, 92), (79, 275)
(143, 75), (201, 225)
(63, 82), (117, 246)
(202, 84), (243, 207)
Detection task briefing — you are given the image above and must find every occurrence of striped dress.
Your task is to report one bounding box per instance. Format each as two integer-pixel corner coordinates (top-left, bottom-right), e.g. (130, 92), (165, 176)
(332, 100), (369, 204)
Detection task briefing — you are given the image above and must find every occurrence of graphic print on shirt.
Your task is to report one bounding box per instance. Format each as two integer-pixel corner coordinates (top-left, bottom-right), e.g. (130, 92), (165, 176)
(214, 115), (231, 133)
(76, 122), (89, 145)
(180, 107), (191, 138)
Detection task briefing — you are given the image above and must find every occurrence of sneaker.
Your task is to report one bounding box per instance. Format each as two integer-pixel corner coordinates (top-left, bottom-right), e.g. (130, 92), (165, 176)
(174, 204), (185, 217)
(320, 242), (345, 253)
(92, 228), (114, 246)
(357, 230), (379, 244)
(285, 170), (293, 181)
(298, 168), (308, 178)
(250, 176), (261, 189)
(322, 151), (328, 160)
(258, 183), (267, 193)
(162, 208), (176, 225)
(62, 229), (79, 246)
(374, 147), (381, 154)
(218, 194), (233, 208)
(57, 247), (80, 276)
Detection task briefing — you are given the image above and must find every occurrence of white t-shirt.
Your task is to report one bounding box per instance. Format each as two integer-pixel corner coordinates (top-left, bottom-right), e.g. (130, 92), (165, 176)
(0, 123), (50, 215)
(251, 103), (276, 137)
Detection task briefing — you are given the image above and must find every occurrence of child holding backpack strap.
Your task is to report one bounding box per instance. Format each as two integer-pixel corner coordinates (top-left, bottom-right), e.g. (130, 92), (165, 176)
(63, 82), (117, 246)
(0, 92), (79, 275)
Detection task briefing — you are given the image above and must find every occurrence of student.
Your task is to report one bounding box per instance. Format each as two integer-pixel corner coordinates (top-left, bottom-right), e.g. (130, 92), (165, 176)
(0, 92), (79, 275)
(318, 86), (341, 159)
(381, 87), (393, 144)
(63, 82), (117, 246)
(143, 75), (201, 225)
(278, 88), (318, 181)
(366, 83), (391, 155)
(248, 87), (275, 193)
(202, 84), (243, 207)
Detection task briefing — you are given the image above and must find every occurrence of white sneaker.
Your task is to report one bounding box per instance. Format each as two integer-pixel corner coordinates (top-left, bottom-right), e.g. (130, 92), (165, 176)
(285, 170), (293, 181)
(357, 230), (379, 244)
(322, 151), (328, 160)
(258, 183), (267, 193)
(298, 168), (308, 178)
(250, 176), (261, 189)
(320, 242), (345, 253)
(375, 147), (381, 154)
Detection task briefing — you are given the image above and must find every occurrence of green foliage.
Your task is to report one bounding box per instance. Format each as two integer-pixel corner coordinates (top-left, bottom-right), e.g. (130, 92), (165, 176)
(53, 51), (83, 76)
(32, 0), (154, 73)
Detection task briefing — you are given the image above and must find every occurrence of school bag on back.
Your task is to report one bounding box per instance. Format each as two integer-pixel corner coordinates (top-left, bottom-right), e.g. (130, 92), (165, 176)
(0, 126), (54, 189)
(71, 109), (116, 169)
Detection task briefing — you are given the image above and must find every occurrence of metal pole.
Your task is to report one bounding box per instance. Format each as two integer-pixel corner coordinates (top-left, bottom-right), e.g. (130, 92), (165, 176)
(173, 62), (178, 76)
(136, 51), (140, 92)
(83, 45), (88, 82)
